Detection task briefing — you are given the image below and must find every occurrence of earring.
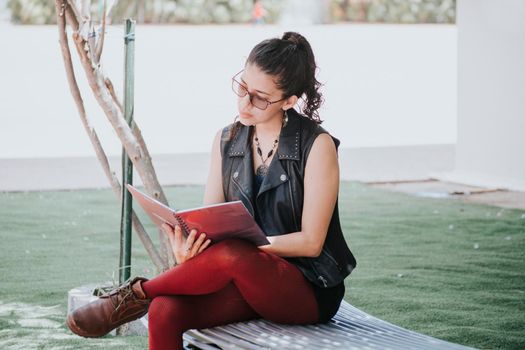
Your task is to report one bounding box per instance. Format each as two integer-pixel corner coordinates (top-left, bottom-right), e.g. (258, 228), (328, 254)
(282, 110), (289, 127)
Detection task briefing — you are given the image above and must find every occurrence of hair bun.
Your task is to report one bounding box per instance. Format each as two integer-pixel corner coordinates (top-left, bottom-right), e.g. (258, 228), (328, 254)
(282, 31), (304, 46)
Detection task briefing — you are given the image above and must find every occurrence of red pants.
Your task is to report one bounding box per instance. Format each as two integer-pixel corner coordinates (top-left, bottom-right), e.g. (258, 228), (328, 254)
(142, 239), (319, 350)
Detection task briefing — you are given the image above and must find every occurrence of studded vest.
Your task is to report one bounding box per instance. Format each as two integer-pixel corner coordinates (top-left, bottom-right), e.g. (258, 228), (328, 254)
(220, 109), (357, 287)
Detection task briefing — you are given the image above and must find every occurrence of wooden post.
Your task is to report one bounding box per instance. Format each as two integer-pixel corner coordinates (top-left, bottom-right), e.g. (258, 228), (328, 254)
(119, 18), (136, 285)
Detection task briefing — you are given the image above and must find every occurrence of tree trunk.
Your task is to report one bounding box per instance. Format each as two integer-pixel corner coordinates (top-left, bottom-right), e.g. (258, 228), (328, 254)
(55, 0), (174, 271)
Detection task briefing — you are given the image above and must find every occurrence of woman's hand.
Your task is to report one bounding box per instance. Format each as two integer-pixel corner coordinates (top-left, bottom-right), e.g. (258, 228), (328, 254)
(162, 223), (211, 265)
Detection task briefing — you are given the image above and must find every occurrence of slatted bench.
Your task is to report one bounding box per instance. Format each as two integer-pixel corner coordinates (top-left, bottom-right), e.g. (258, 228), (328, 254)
(69, 286), (475, 349)
(181, 301), (476, 350)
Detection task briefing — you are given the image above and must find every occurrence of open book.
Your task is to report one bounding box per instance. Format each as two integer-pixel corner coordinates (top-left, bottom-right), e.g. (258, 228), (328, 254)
(126, 184), (269, 246)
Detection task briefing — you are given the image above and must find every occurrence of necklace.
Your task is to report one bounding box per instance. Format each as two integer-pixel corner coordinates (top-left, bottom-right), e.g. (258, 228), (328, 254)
(254, 128), (279, 177)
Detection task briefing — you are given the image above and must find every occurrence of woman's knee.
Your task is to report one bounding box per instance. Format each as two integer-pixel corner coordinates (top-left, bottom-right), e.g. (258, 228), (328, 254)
(148, 296), (186, 327)
(149, 296), (174, 318)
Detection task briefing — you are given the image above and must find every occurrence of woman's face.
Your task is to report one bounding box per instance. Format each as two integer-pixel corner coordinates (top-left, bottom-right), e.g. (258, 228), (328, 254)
(235, 63), (287, 127)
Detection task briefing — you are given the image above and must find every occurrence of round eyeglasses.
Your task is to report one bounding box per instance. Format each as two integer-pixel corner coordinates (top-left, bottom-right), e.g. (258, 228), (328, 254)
(231, 70), (286, 110)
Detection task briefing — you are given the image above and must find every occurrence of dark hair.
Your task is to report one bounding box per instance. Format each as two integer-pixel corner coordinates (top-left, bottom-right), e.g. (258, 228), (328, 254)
(246, 31), (324, 124)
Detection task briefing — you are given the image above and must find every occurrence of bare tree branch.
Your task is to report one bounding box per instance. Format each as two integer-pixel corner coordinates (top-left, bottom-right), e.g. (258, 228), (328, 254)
(95, 0), (106, 62)
(104, 78), (171, 266)
(55, 0), (166, 272)
(65, 0), (175, 266)
(105, 78), (123, 112)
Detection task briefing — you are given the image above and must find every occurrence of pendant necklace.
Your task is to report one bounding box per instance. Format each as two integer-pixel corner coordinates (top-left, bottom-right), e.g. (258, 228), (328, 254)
(254, 128), (279, 177)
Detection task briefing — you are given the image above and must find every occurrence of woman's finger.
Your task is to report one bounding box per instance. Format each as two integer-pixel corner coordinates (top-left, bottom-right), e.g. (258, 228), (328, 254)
(162, 223), (173, 236)
(164, 226), (182, 263)
(166, 228), (175, 247)
(197, 239), (212, 254)
(162, 224), (175, 246)
(185, 229), (197, 253)
(190, 233), (207, 256)
(174, 225), (184, 247)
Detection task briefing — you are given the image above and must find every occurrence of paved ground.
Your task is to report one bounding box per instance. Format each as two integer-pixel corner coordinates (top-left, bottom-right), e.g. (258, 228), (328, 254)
(368, 179), (525, 210)
(1, 144), (524, 209)
(1, 144), (455, 191)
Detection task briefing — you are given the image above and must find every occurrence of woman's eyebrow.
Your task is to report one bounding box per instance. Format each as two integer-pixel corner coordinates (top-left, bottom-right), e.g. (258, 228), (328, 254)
(240, 77), (271, 96)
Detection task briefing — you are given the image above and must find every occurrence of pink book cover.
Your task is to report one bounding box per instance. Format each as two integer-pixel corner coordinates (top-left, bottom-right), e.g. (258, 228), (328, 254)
(126, 184), (269, 246)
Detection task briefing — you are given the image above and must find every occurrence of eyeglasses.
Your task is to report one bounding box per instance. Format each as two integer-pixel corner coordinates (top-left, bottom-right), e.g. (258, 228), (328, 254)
(231, 70), (286, 110)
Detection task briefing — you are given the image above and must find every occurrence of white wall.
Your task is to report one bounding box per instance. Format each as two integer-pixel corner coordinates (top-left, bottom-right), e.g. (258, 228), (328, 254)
(0, 23), (456, 158)
(443, 0), (525, 191)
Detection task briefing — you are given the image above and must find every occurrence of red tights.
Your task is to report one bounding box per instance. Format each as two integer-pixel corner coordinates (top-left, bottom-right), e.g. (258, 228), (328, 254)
(142, 239), (319, 350)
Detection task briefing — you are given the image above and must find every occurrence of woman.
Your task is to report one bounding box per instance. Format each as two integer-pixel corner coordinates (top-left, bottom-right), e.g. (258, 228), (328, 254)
(66, 31), (357, 350)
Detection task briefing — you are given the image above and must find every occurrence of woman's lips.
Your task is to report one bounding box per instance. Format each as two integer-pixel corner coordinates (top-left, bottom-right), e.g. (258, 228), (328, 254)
(240, 113), (252, 119)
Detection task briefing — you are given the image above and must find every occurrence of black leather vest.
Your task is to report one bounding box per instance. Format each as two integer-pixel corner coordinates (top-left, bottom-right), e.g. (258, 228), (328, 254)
(220, 109), (357, 288)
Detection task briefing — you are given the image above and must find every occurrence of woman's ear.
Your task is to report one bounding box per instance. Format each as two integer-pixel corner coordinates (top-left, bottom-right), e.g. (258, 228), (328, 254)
(282, 95), (298, 111)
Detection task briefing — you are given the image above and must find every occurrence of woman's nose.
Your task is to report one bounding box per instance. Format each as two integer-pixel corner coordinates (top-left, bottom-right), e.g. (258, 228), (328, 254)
(238, 94), (252, 110)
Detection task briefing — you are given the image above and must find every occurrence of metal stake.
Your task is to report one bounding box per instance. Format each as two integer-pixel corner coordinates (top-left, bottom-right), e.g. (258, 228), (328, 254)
(119, 18), (136, 286)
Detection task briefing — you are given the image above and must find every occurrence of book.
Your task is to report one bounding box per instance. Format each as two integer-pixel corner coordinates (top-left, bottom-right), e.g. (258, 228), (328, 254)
(126, 184), (269, 246)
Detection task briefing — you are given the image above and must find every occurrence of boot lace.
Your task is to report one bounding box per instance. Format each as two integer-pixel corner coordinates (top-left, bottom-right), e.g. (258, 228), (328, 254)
(102, 281), (140, 314)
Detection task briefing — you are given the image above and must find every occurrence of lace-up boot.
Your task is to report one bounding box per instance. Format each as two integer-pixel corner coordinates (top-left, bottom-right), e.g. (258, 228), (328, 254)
(66, 277), (150, 338)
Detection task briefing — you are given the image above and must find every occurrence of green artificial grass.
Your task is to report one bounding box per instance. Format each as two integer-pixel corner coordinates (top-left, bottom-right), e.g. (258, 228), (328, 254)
(0, 182), (523, 349)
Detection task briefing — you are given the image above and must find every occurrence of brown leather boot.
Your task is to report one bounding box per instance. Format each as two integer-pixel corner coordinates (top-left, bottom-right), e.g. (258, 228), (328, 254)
(66, 277), (150, 338)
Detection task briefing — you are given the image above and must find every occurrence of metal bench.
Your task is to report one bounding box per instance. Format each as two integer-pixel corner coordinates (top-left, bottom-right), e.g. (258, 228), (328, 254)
(69, 285), (475, 349)
(182, 301), (476, 350)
